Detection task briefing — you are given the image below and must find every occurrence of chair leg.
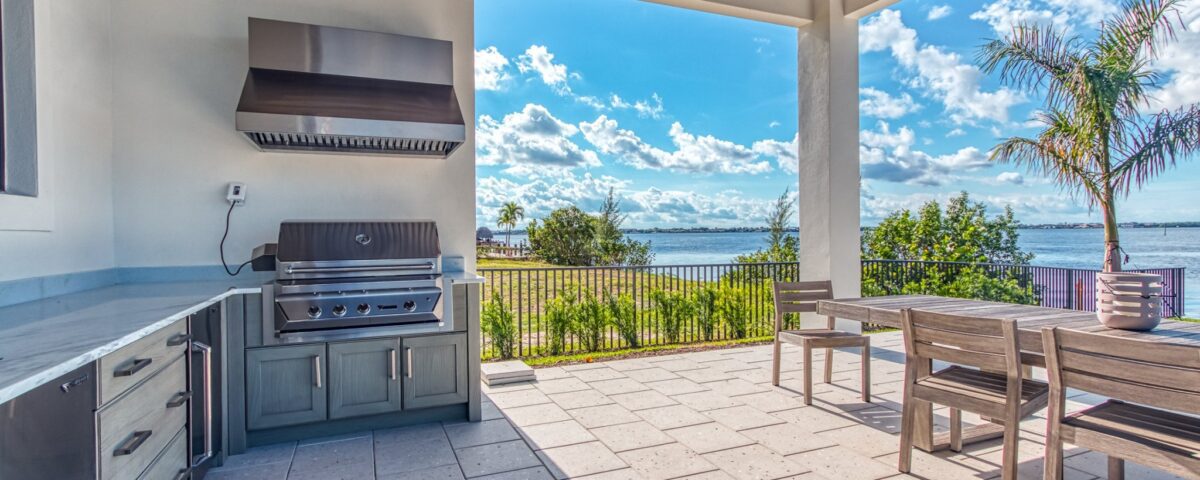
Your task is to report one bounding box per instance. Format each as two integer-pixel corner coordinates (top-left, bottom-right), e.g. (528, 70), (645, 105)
(1000, 415), (1021, 480)
(803, 342), (813, 406)
(860, 341), (871, 402)
(898, 384), (915, 473)
(823, 347), (833, 383)
(1043, 433), (1064, 480)
(1107, 457), (1124, 480)
(949, 408), (962, 452)
(771, 338), (781, 386)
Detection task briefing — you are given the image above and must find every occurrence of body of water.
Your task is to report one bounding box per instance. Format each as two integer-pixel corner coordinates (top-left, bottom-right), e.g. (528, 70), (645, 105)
(501, 228), (1199, 316)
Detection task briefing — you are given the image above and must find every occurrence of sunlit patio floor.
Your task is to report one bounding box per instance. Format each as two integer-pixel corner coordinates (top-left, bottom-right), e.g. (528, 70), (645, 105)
(207, 331), (1188, 479)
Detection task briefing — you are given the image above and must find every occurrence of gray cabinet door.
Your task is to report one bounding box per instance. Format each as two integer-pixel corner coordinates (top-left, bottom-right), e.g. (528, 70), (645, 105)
(328, 338), (402, 419)
(402, 334), (468, 410)
(246, 344), (327, 430)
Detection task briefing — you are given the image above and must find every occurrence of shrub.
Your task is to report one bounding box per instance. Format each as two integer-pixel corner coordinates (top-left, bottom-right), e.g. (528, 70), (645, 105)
(574, 295), (608, 352)
(651, 290), (692, 344)
(481, 292), (517, 359)
(545, 293), (576, 355)
(605, 292), (639, 348)
(716, 285), (751, 339)
(691, 287), (719, 341)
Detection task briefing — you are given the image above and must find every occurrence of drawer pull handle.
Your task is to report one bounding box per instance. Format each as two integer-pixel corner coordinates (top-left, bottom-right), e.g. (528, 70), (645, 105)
(406, 348), (413, 379)
(113, 430), (153, 456)
(167, 333), (191, 346)
(114, 358), (152, 377)
(172, 468), (191, 480)
(166, 390), (192, 408)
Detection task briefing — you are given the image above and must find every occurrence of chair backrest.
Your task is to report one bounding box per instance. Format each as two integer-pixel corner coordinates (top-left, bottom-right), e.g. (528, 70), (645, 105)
(900, 309), (1021, 379)
(772, 281), (833, 331)
(1042, 327), (1200, 416)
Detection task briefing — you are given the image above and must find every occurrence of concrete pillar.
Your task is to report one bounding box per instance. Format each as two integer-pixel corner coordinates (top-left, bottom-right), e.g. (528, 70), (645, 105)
(797, 0), (861, 331)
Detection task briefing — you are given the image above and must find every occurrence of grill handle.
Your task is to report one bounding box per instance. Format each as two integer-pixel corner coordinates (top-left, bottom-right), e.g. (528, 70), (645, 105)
(284, 263), (433, 275)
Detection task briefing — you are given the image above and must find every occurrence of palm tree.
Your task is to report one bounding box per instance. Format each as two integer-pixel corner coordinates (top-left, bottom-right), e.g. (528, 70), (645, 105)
(979, 0), (1200, 272)
(496, 201), (525, 247)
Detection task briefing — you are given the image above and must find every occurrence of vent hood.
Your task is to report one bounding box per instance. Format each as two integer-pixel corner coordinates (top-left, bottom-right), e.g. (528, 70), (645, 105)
(235, 18), (466, 157)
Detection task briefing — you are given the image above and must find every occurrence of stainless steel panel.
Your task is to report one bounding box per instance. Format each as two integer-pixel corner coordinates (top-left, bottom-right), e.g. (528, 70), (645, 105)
(0, 363), (97, 479)
(275, 221), (441, 263)
(247, 18), (454, 85)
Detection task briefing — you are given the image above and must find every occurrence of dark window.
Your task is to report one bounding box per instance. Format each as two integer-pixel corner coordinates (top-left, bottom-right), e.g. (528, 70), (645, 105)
(0, 0), (37, 197)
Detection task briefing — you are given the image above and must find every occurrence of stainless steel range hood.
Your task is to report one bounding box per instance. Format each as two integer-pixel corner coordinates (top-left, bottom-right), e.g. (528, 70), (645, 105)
(236, 18), (466, 157)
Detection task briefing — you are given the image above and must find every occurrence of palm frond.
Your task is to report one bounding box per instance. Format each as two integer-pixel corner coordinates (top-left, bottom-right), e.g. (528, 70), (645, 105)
(990, 136), (1103, 202)
(978, 23), (1079, 106)
(1097, 0), (1182, 63)
(1111, 105), (1200, 194)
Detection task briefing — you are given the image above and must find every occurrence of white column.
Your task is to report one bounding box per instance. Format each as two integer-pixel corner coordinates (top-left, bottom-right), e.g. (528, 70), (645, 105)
(797, 0), (862, 331)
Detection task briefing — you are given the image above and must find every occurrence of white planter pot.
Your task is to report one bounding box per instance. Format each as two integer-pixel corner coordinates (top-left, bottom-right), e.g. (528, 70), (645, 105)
(1095, 272), (1163, 331)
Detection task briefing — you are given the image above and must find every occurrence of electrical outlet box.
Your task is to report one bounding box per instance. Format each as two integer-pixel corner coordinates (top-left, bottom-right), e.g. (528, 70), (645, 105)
(226, 182), (246, 205)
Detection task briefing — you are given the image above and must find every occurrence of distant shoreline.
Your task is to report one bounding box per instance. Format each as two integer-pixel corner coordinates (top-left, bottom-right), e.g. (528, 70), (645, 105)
(492, 222), (1200, 236)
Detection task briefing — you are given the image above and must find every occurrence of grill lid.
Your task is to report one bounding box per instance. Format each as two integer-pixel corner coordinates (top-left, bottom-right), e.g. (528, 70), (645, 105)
(276, 221), (440, 263)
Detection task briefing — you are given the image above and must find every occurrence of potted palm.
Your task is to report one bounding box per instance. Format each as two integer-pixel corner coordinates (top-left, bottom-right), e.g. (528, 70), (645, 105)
(981, 0), (1200, 329)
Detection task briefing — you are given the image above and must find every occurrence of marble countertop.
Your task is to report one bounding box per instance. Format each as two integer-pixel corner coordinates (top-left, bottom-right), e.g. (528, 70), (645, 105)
(0, 279), (263, 405)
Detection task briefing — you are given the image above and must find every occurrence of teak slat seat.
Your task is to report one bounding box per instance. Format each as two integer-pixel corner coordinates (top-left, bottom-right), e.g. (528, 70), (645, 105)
(1042, 327), (1200, 480)
(899, 309), (1049, 480)
(771, 281), (870, 406)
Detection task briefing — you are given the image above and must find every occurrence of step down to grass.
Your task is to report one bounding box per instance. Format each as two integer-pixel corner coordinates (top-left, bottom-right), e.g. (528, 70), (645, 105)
(481, 360), (536, 385)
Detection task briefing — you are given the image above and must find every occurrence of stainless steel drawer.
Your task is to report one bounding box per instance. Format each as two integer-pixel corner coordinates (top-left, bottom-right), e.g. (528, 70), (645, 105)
(99, 354), (188, 480)
(100, 317), (190, 405)
(139, 426), (189, 480)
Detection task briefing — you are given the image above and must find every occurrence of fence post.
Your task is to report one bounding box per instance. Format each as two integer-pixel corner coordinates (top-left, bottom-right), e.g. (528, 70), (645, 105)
(1065, 269), (1074, 310)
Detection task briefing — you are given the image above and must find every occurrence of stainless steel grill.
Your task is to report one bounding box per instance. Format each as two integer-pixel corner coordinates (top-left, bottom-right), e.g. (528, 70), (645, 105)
(254, 220), (448, 338)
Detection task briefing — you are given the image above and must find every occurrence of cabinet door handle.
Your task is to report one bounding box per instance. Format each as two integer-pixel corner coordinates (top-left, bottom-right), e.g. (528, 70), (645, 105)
(114, 358), (152, 377)
(406, 348), (414, 379)
(313, 355), (322, 388)
(167, 333), (191, 347)
(172, 468), (191, 480)
(113, 430), (153, 456)
(166, 391), (192, 408)
(389, 349), (397, 380)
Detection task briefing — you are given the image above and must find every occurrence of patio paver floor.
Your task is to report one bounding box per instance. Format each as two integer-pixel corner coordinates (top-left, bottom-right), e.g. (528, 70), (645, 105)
(206, 331), (1190, 480)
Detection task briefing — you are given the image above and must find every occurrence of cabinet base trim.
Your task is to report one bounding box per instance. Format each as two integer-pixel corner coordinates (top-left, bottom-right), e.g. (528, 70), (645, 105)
(245, 404), (466, 448)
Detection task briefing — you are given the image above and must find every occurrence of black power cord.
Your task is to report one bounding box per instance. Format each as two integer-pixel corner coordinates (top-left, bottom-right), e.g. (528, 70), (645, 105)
(220, 202), (252, 276)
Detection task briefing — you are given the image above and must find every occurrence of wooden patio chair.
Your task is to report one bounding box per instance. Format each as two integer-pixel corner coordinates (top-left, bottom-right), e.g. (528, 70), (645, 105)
(898, 309), (1049, 480)
(770, 281), (870, 406)
(1041, 327), (1200, 480)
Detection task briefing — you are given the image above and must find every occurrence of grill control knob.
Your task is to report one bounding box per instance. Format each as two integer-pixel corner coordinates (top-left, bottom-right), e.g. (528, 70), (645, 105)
(307, 306), (322, 318)
(331, 305), (348, 317)
(403, 300), (417, 312)
(357, 303), (371, 315)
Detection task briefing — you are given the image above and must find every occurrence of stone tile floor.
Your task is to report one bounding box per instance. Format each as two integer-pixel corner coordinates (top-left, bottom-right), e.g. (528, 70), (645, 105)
(207, 332), (1189, 479)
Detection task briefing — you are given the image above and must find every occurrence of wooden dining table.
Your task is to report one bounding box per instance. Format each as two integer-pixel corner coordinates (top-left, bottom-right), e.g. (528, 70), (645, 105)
(816, 294), (1200, 453)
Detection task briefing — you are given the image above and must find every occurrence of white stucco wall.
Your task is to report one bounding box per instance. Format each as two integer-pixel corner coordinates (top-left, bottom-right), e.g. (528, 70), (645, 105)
(107, 0), (477, 271)
(0, 0), (116, 281)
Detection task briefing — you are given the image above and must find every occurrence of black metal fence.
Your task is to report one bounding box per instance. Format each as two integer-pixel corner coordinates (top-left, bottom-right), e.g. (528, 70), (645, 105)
(478, 262), (800, 358)
(861, 260), (1186, 317)
(479, 261), (1186, 358)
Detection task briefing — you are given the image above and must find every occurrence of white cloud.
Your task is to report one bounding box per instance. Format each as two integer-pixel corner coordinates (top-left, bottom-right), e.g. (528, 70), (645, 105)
(579, 116), (773, 175)
(477, 104), (600, 168)
(517, 45), (571, 94)
(1149, 1), (1200, 110)
(927, 4), (953, 20)
(476, 172), (785, 228)
(576, 95), (607, 110)
(859, 121), (992, 185)
(860, 87), (921, 119)
(768, 121), (782, 128)
(475, 46), (510, 91)
(752, 134), (800, 174)
(861, 185), (1088, 224)
(861, 9), (1023, 125)
(996, 171), (1025, 184)
(946, 128), (966, 137)
(970, 0), (1118, 37)
(610, 93), (666, 119)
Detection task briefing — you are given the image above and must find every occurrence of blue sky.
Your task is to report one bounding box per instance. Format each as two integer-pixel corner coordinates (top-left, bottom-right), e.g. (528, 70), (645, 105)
(474, 0), (1200, 228)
